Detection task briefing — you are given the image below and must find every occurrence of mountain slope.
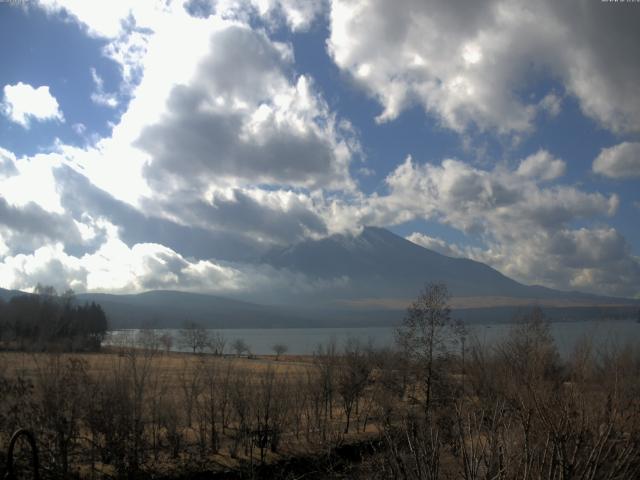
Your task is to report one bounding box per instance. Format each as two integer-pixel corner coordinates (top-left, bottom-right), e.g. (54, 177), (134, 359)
(263, 226), (632, 304)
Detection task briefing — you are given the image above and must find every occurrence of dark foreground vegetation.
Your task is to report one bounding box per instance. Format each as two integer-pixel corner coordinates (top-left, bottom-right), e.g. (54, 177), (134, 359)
(1, 283), (640, 479)
(0, 285), (108, 352)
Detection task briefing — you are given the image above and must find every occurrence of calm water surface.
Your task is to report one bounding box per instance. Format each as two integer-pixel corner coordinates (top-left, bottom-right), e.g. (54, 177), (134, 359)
(106, 318), (640, 356)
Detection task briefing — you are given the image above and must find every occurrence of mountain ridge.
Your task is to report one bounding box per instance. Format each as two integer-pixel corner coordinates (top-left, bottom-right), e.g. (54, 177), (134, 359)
(262, 226), (633, 303)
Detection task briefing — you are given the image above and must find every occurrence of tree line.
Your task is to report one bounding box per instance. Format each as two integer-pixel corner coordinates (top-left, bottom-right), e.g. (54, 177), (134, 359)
(0, 285), (108, 352)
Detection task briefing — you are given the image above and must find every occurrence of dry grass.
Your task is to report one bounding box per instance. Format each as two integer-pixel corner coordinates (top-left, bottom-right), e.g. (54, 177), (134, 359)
(0, 350), (312, 377)
(1, 348), (357, 477)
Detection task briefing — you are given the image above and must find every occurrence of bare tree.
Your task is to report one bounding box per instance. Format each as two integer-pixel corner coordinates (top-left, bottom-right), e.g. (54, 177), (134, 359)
(232, 338), (249, 357)
(313, 339), (339, 440)
(34, 354), (88, 476)
(179, 357), (203, 429)
(396, 282), (463, 415)
(197, 357), (233, 454)
(179, 320), (210, 354)
(337, 338), (372, 433)
(272, 343), (288, 360)
(208, 330), (227, 356)
(497, 306), (560, 386)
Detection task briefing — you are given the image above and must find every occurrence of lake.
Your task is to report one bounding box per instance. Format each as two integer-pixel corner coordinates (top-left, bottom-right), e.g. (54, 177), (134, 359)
(105, 318), (640, 357)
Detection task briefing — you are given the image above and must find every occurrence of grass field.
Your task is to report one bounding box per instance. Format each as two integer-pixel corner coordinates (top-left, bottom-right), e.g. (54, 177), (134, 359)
(3, 314), (640, 479)
(0, 347), (381, 478)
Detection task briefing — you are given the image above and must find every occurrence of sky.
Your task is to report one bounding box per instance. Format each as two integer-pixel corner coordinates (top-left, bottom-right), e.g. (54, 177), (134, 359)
(0, 0), (639, 299)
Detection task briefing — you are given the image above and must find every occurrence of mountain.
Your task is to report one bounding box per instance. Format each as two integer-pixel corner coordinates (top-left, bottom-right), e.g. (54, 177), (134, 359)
(262, 226), (627, 305)
(0, 288), (24, 302)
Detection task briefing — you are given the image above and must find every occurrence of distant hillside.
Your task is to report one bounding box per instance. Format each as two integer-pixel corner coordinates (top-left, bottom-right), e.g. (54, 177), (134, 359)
(75, 290), (314, 329)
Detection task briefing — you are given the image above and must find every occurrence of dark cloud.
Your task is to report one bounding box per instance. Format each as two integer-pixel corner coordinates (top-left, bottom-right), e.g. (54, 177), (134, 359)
(55, 167), (327, 261)
(547, 1), (640, 133)
(136, 25), (352, 192)
(54, 167), (268, 261)
(0, 196), (83, 252)
(138, 87), (338, 190)
(178, 189), (328, 244)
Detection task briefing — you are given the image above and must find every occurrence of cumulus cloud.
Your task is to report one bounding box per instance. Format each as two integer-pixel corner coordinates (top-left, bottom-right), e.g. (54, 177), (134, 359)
(370, 155), (616, 234)
(0, 149), (65, 214)
(53, 164), (328, 261)
(471, 228), (640, 298)
(516, 149), (566, 181)
(170, 188), (329, 243)
(593, 142), (640, 179)
(327, 0), (640, 135)
(0, 197), (83, 253)
(2, 82), (64, 128)
(137, 25), (356, 194)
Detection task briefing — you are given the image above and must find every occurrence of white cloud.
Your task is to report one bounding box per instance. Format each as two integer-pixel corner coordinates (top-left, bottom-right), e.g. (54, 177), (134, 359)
(90, 68), (118, 108)
(365, 155), (616, 235)
(516, 149), (566, 181)
(470, 227), (640, 298)
(538, 92), (562, 117)
(0, 243), (86, 294)
(593, 142), (640, 179)
(406, 233), (464, 258)
(0, 150), (65, 214)
(2, 82), (64, 128)
(327, 0), (640, 135)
